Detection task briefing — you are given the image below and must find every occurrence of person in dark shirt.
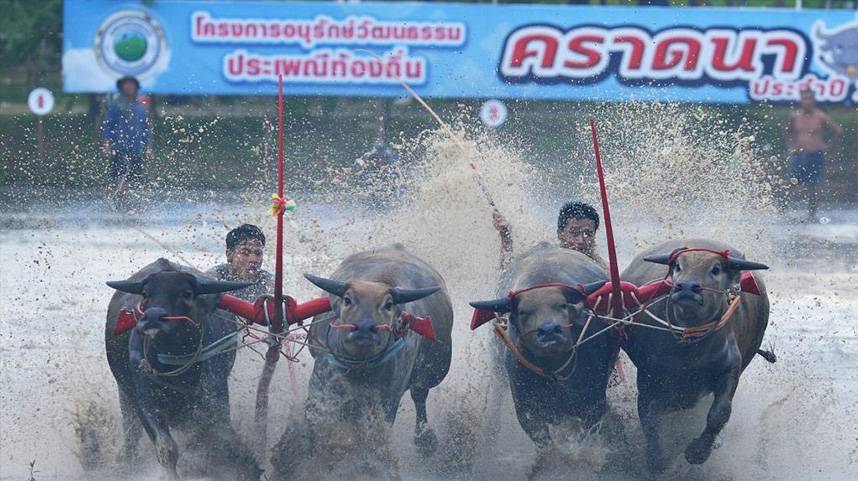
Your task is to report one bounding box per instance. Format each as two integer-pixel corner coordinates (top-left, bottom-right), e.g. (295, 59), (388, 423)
(493, 201), (607, 272)
(100, 76), (153, 206)
(207, 224), (273, 302)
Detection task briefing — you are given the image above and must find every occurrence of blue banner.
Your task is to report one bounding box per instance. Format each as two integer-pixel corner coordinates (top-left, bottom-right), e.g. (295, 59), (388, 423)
(63, 1), (858, 103)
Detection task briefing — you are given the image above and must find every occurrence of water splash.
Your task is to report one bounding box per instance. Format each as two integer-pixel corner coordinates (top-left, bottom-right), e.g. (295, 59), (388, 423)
(1, 101), (855, 481)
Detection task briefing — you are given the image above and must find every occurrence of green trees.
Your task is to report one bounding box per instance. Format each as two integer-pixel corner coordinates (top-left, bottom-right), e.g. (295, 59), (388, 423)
(0, 0), (62, 97)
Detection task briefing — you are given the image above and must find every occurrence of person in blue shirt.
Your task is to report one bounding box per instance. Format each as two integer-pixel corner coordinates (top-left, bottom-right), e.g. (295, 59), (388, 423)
(100, 76), (152, 205)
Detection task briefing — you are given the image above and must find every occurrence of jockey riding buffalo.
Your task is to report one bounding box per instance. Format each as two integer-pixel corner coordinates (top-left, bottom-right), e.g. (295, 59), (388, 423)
(469, 242), (613, 477)
(105, 258), (261, 481)
(621, 239), (770, 473)
(270, 244), (453, 480)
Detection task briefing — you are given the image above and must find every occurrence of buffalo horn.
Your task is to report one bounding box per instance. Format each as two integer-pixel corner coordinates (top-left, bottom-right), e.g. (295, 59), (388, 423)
(469, 298), (512, 314)
(643, 254), (673, 265)
(106, 280), (145, 294)
(391, 286), (441, 305)
(564, 281), (607, 303)
(727, 258), (769, 271)
(196, 279), (252, 295)
(304, 274), (349, 297)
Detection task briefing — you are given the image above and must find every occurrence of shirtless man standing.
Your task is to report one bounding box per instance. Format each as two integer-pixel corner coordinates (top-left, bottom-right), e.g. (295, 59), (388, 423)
(784, 88), (842, 222)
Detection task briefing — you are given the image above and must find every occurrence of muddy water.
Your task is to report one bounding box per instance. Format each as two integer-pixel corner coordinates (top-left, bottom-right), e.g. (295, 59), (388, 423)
(1, 114), (857, 480)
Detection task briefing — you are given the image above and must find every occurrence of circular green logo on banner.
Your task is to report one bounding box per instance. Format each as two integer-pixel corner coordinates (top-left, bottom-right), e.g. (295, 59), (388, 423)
(95, 10), (166, 77)
(113, 31), (148, 62)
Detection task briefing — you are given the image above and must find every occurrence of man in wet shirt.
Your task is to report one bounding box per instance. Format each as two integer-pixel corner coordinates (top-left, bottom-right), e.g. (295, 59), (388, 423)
(784, 88), (842, 222)
(492, 201), (608, 272)
(207, 224), (273, 302)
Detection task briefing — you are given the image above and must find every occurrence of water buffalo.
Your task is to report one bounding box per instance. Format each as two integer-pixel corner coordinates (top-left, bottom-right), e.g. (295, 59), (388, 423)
(621, 239), (769, 473)
(105, 258), (261, 480)
(469, 242), (614, 476)
(270, 244), (453, 480)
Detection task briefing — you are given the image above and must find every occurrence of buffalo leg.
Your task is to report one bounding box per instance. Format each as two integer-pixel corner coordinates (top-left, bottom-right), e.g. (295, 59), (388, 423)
(365, 397), (403, 481)
(117, 389), (143, 464)
(510, 381), (551, 449)
(511, 390), (554, 480)
(529, 444), (563, 481)
(196, 423), (261, 481)
(270, 417), (312, 481)
(381, 395), (401, 424)
(685, 369), (739, 465)
(637, 385), (667, 474)
(410, 386), (438, 456)
(518, 412), (550, 449)
(138, 405), (179, 480)
(207, 383), (262, 481)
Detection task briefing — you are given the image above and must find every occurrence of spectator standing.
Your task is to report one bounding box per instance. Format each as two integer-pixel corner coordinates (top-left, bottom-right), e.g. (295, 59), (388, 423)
(784, 88), (842, 222)
(100, 75), (153, 208)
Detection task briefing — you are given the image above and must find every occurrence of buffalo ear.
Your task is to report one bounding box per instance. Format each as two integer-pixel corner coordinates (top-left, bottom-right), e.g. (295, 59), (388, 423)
(727, 258), (769, 271)
(304, 274), (349, 297)
(195, 279), (252, 295)
(390, 286), (441, 305)
(469, 298), (512, 314)
(739, 272), (762, 295)
(106, 280), (145, 294)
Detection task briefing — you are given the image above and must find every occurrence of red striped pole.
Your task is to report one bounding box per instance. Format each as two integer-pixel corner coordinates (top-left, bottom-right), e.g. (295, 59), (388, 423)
(272, 74), (285, 335)
(590, 120), (622, 319)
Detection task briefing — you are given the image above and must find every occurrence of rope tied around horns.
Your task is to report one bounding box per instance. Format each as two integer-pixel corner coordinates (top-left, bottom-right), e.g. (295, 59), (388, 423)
(644, 247), (749, 343)
(491, 281), (749, 380)
(133, 296), (328, 377)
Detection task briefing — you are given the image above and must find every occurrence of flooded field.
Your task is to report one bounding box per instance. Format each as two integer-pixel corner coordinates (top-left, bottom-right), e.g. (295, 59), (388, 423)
(1, 113), (857, 480)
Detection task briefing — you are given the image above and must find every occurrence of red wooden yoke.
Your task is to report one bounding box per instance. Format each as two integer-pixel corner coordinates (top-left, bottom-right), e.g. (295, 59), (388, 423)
(218, 294), (332, 326)
(113, 294), (333, 336)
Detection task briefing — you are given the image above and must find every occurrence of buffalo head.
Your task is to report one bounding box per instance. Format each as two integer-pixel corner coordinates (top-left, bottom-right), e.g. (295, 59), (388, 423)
(814, 21), (858, 78)
(470, 281), (604, 358)
(305, 274), (439, 361)
(107, 272), (249, 340)
(645, 249), (767, 326)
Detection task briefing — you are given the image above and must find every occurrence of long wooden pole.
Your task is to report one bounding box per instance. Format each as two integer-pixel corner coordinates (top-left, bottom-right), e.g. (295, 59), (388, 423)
(365, 51), (497, 210)
(590, 120), (622, 319)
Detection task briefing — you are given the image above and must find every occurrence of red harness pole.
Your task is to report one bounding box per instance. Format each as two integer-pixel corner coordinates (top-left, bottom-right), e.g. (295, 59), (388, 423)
(254, 74), (287, 451)
(273, 75), (285, 334)
(590, 120), (623, 320)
